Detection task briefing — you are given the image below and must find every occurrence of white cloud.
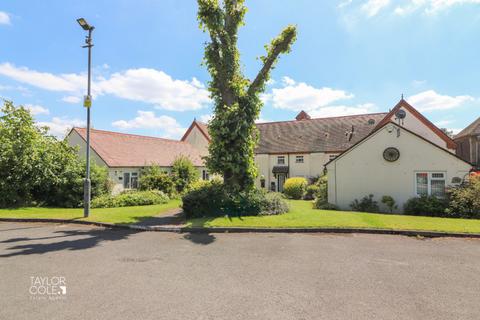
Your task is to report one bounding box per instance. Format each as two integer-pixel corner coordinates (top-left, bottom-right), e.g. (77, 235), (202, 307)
(450, 128), (462, 135)
(98, 69), (210, 111)
(392, 0), (480, 15)
(199, 114), (213, 123)
(282, 76), (296, 86)
(0, 11), (11, 25)
(407, 90), (474, 112)
(112, 111), (186, 139)
(434, 119), (452, 127)
(361, 0), (391, 17)
(62, 96), (81, 104)
(37, 117), (85, 138)
(338, 0), (354, 8)
(0, 63), (211, 111)
(0, 63), (86, 93)
(265, 78), (353, 111)
(25, 104), (49, 115)
(309, 103), (378, 118)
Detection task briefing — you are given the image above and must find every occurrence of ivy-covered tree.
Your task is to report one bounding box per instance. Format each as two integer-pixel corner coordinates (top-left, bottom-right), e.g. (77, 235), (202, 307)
(198, 0), (296, 192)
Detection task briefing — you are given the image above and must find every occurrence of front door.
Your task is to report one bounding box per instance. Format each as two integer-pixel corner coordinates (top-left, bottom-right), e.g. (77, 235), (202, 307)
(277, 174), (286, 192)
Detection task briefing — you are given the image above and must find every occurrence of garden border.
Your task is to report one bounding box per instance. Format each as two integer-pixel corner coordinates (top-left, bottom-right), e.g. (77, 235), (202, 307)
(1, 218), (480, 238)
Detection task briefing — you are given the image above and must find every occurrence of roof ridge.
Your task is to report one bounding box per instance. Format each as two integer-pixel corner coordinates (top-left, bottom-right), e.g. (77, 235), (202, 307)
(255, 112), (388, 126)
(73, 127), (185, 143)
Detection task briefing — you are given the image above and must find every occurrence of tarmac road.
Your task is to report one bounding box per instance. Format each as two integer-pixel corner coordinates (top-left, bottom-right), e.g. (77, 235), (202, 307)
(1, 222), (479, 320)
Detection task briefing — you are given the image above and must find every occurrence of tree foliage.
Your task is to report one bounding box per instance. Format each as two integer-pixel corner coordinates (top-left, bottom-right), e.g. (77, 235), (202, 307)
(0, 100), (111, 207)
(171, 156), (199, 193)
(138, 166), (176, 196)
(198, 0), (297, 192)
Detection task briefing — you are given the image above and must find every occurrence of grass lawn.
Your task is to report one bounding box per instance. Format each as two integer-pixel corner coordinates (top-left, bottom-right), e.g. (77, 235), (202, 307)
(188, 200), (480, 234)
(0, 199), (181, 225)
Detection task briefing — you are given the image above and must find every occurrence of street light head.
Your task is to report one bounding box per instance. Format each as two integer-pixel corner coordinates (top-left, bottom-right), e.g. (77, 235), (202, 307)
(77, 18), (93, 31)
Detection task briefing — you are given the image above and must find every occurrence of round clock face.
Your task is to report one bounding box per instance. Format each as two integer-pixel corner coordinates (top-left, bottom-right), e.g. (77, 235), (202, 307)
(383, 147), (400, 162)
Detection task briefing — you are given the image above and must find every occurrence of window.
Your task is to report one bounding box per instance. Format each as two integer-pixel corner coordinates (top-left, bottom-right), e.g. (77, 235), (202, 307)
(123, 172), (131, 189)
(202, 170), (209, 181)
(131, 172), (138, 189)
(415, 172), (446, 197)
(277, 156), (285, 165)
(260, 179), (266, 188)
(295, 155), (304, 163)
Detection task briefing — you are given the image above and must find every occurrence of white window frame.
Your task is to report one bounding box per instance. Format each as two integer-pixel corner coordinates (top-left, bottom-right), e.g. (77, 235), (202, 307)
(202, 169), (210, 181)
(277, 156), (285, 165)
(295, 155), (304, 163)
(414, 171), (446, 198)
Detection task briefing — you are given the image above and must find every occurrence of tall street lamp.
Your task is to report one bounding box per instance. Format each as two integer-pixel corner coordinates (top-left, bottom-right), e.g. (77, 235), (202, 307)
(77, 18), (94, 218)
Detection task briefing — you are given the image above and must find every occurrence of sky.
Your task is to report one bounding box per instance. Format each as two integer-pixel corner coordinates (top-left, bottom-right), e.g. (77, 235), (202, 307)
(1, 0), (480, 139)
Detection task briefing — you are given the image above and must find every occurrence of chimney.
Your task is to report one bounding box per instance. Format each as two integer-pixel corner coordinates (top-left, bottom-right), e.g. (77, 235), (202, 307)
(295, 110), (311, 121)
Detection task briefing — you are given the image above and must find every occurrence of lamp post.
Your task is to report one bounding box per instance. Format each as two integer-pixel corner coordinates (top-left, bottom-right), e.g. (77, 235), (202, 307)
(77, 18), (94, 218)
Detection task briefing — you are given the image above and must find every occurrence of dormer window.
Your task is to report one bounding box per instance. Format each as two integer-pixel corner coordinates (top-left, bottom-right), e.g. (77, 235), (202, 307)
(277, 156), (285, 165)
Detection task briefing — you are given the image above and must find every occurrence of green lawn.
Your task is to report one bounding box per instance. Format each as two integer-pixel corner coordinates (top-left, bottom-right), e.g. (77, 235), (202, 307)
(188, 200), (480, 234)
(0, 199), (181, 225)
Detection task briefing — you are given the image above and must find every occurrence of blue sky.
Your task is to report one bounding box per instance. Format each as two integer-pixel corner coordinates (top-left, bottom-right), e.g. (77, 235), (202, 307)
(1, 0), (479, 138)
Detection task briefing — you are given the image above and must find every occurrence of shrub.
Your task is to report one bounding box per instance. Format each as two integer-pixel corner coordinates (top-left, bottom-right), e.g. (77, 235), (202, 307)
(261, 192), (289, 215)
(303, 185), (320, 200)
(350, 194), (379, 213)
(403, 195), (448, 217)
(139, 166), (176, 196)
(314, 202), (338, 210)
(283, 177), (308, 199)
(92, 190), (169, 208)
(182, 180), (226, 218)
(445, 176), (480, 218)
(171, 156), (199, 193)
(381, 195), (397, 213)
(182, 181), (289, 218)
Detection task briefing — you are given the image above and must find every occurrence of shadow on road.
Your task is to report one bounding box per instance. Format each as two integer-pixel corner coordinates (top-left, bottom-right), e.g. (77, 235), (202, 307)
(129, 209), (185, 227)
(0, 228), (138, 257)
(182, 232), (216, 245)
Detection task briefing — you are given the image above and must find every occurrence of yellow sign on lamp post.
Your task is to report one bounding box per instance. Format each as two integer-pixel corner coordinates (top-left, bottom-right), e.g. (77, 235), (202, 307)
(83, 95), (92, 108)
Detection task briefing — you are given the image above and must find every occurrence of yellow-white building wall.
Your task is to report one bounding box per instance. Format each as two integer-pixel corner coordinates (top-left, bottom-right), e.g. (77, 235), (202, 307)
(326, 125), (471, 212)
(183, 126), (209, 156)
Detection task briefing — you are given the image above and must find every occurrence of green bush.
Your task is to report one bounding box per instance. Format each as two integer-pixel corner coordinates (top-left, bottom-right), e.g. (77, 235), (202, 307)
(314, 202), (338, 210)
(171, 156), (199, 193)
(283, 177), (308, 199)
(0, 101), (112, 208)
(260, 192), (289, 215)
(403, 195), (448, 217)
(182, 181), (289, 218)
(303, 185), (320, 200)
(446, 176), (480, 218)
(350, 194), (379, 212)
(381, 195), (397, 213)
(92, 190), (169, 208)
(139, 166), (176, 196)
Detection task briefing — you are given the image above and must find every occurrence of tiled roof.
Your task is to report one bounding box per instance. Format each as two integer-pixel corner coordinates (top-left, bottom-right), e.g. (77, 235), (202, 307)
(71, 128), (205, 167)
(455, 116), (480, 139)
(254, 113), (388, 154)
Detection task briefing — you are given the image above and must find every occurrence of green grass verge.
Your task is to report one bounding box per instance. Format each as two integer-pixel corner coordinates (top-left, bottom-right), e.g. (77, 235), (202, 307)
(188, 200), (480, 234)
(0, 199), (181, 225)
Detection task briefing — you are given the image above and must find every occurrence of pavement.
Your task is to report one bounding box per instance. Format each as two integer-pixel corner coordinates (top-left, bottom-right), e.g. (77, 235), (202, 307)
(1, 222), (480, 320)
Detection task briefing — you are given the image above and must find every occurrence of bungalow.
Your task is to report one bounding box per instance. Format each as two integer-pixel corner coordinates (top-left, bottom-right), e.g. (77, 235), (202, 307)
(66, 128), (207, 194)
(454, 116), (480, 168)
(182, 99), (461, 193)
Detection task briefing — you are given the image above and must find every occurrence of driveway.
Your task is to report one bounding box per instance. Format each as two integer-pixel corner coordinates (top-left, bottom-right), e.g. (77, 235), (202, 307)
(1, 222), (479, 320)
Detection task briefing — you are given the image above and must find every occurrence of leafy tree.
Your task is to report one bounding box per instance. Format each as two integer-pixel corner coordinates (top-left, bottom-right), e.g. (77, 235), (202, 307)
(198, 0), (297, 192)
(171, 156), (199, 193)
(0, 100), (110, 207)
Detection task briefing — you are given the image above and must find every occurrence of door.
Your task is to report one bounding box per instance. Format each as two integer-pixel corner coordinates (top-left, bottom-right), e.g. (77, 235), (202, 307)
(277, 174), (286, 192)
(123, 172), (131, 189)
